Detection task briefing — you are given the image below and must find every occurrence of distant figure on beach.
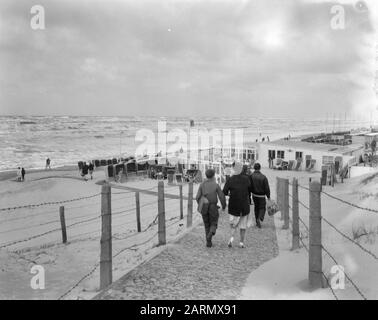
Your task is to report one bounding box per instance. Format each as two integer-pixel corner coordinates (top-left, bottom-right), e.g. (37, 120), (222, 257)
(223, 162), (251, 248)
(17, 167), (22, 182)
(21, 167), (25, 182)
(250, 163), (270, 229)
(88, 161), (94, 180)
(196, 169), (226, 248)
(45, 158), (51, 170)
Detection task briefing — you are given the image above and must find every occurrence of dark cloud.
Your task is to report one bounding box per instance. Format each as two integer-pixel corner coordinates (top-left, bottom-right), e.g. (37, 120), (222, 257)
(0, 0), (376, 117)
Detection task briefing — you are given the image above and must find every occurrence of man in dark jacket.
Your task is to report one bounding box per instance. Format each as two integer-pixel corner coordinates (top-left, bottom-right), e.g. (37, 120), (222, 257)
(250, 163), (270, 228)
(196, 169), (226, 248)
(223, 162), (251, 248)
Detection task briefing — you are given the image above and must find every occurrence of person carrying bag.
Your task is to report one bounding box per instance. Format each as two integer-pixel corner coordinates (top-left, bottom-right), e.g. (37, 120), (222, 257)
(196, 169), (226, 248)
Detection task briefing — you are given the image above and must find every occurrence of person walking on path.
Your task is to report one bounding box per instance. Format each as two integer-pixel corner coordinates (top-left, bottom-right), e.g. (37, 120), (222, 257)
(250, 163), (270, 229)
(223, 162), (251, 248)
(196, 169), (226, 248)
(45, 158), (51, 170)
(21, 167), (25, 182)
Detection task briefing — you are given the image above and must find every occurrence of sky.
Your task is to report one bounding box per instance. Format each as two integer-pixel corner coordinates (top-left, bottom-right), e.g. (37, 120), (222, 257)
(0, 0), (377, 118)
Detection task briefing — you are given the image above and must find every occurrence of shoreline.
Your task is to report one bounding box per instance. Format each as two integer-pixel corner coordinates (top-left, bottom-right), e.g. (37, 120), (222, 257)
(0, 165), (78, 182)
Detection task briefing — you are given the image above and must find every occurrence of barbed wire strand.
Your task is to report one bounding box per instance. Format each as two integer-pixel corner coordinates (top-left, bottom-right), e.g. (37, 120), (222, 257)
(0, 193), (101, 212)
(322, 217), (378, 261)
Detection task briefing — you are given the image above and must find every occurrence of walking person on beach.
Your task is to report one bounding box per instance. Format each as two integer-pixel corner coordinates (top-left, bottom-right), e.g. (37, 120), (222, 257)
(250, 163), (270, 229)
(223, 162), (251, 248)
(196, 169), (226, 248)
(21, 167), (25, 182)
(45, 158), (51, 170)
(16, 167), (22, 182)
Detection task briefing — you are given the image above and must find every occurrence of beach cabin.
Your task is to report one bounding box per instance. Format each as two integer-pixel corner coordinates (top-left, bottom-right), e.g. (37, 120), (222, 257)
(258, 140), (365, 172)
(351, 132), (378, 147)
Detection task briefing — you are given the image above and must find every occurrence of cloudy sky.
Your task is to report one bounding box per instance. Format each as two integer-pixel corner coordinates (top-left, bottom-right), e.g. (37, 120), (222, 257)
(0, 0), (377, 118)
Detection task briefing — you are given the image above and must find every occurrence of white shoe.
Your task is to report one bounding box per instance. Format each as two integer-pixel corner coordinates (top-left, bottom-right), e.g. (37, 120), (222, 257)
(228, 237), (234, 248)
(239, 242), (245, 248)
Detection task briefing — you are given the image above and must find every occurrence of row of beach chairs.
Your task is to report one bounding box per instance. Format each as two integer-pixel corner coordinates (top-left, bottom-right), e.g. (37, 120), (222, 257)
(272, 158), (316, 172)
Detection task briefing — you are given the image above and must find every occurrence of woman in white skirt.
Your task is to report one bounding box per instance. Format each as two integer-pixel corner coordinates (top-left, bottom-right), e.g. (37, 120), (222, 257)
(222, 162), (252, 248)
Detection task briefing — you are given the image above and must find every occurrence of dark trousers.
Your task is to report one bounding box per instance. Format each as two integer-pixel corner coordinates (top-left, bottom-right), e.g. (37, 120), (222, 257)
(252, 196), (266, 222)
(201, 204), (220, 236)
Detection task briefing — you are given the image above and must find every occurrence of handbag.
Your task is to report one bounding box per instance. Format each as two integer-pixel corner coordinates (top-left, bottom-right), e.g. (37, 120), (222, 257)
(267, 199), (279, 216)
(197, 184), (209, 214)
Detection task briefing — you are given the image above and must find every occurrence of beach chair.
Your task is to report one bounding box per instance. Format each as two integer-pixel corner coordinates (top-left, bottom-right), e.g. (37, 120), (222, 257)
(294, 159), (302, 171)
(339, 165), (349, 181)
(100, 160), (107, 166)
(306, 160), (316, 172)
(175, 174), (183, 184)
(137, 162), (149, 176)
(126, 161), (137, 175)
(193, 170), (203, 183)
(272, 159), (282, 170)
(167, 169), (175, 185)
(105, 165), (115, 181)
(114, 164), (125, 183)
(288, 160), (295, 171)
(186, 169), (198, 181)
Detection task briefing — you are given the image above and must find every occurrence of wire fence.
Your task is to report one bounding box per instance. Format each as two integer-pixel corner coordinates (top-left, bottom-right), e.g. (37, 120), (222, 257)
(285, 178), (375, 300)
(1, 180), (193, 300)
(0, 193), (101, 212)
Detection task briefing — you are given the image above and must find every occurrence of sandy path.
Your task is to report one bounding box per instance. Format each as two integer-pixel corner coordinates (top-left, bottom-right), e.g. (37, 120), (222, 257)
(94, 212), (279, 300)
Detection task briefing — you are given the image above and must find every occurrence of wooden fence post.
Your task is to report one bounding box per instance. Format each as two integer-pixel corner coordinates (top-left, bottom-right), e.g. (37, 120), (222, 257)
(158, 181), (166, 245)
(291, 178), (299, 250)
(100, 184), (112, 290)
(309, 181), (323, 288)
(282, 178), (289, 229)
(135, 191), (141, 232)
(187, 180), (193, 227)
(276, 177), (283, 220)
(59, 206), (67, 244)
(179, 185), (184, 220)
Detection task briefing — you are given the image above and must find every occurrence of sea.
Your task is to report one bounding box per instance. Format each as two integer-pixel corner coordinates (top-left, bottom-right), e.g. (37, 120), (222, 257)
(0, 115), (373, 172)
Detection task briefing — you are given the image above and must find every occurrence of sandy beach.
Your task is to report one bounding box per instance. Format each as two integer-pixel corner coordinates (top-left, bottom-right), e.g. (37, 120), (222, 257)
(0, 166), (200, 299)
(1, 163), (377, 300)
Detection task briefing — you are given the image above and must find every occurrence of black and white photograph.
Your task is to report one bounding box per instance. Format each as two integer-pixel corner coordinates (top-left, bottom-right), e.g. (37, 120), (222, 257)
(0, 0), (378, 304)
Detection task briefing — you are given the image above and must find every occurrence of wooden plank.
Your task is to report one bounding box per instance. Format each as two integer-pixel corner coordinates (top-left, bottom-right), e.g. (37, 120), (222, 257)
(100, 184), (112, 290)
(135, 192), (141, 232)
(158, 181), (166, 245)
(309, 181), (323, 288)
(59, 206), (67, 244)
